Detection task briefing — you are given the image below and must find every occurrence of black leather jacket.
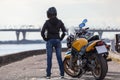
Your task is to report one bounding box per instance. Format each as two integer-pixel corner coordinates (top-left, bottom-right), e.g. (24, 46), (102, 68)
(41, 17), (66, 41)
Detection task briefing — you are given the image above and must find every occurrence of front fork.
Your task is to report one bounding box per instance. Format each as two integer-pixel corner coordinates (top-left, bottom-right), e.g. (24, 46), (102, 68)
(69, 55), (82, 69)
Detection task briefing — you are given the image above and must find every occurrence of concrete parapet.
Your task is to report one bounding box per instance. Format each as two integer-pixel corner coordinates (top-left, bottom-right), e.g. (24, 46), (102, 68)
(0, 49), (46, 67)
(0, 48), (68, 67)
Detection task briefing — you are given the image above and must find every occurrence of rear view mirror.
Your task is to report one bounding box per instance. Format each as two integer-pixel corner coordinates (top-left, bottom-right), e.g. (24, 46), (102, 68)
(79, 23), (85, 28)
(79, 19), (88, 28)
(82, 19), (88, 23)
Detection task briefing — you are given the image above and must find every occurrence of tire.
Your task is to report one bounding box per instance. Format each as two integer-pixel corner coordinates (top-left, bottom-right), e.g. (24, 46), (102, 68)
(91, 54), (108, 80)
(63, 58), (82, 77)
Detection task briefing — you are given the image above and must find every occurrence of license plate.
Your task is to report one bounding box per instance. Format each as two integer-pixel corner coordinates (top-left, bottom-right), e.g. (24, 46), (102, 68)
(95, 45), (108, 54)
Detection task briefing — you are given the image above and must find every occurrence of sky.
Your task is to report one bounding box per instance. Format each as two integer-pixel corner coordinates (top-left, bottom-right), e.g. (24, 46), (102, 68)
(0, 0), (120, 27)
(0, 0), (120, 40)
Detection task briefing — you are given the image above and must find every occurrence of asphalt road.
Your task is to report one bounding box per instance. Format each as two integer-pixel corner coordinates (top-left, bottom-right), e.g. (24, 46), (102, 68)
(0, 53), (120, 80)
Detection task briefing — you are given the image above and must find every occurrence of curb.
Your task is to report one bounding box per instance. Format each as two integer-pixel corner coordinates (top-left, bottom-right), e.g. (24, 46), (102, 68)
(108, 51), (120, 62)
(3, 48), (120, 67)
(0, 48), (68, 67)
(0, 49), (46, 67)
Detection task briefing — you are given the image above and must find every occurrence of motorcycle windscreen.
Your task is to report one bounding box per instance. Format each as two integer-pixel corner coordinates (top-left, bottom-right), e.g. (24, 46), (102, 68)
(72, 38), (88, 51)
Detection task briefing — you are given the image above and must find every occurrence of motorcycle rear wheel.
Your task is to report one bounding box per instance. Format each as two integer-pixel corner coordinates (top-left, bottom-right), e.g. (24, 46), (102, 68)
(91, 54), (108, 80)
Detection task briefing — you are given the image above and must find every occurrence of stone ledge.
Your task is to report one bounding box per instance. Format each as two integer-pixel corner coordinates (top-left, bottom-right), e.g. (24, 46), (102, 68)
(1, 48), (120, 67)
(0, 49), (46, 67)
(0, 48), (68, 67)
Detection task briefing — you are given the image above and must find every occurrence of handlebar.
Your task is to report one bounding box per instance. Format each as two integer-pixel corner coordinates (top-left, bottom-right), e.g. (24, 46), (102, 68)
(84, 27), (89, 30)
(75, 27), (89, 38)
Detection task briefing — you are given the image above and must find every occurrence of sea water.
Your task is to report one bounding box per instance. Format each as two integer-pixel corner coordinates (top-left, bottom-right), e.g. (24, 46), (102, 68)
(0, 43), (67, 56)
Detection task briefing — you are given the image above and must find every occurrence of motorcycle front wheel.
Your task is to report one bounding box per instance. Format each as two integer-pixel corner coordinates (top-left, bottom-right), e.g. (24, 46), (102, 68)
(63, 58), (82, 77)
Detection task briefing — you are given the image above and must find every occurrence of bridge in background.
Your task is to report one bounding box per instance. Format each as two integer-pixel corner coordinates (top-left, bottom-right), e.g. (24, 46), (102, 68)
(74, 27), (120, 39)
(89, 28), (120, 39)
(0, 27), (120, 42)
(0, 28), (41, 41)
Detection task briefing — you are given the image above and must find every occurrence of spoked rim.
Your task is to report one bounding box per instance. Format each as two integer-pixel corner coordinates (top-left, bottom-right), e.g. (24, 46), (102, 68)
(89, 53), (108, 80)
(64, 58), (81, 77)
(92, 58), (101, 78)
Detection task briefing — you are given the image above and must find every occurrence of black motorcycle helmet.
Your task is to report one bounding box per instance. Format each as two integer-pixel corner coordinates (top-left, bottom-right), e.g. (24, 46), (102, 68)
(47, 7), (57, 18)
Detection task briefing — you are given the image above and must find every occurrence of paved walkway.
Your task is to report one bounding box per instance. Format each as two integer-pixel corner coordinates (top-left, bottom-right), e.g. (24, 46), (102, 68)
(0, 51), (120, 80)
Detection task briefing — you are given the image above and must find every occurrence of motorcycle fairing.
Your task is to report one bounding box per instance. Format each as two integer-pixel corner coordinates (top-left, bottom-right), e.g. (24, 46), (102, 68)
(65, 50), (71, 59)
(65, 54), (71, 59)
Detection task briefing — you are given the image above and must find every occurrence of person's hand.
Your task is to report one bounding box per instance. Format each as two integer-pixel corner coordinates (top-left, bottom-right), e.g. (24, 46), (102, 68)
(44, 38), (48, 41)
(60, 38), (63, 41)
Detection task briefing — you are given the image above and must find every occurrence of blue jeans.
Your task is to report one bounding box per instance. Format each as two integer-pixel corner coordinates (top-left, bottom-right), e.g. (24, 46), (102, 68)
(46, 39), (64, 76)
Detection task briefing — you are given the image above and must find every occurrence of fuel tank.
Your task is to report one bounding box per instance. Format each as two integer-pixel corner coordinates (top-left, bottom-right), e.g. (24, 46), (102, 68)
(72, 38), (88, 51)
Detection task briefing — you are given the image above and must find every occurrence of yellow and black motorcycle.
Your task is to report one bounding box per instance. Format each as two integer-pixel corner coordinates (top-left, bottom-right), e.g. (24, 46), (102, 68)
(63, 24), (110, 80)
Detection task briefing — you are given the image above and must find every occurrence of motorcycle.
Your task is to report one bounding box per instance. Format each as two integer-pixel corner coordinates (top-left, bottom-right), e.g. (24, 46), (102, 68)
(63, 19), (110, 80)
